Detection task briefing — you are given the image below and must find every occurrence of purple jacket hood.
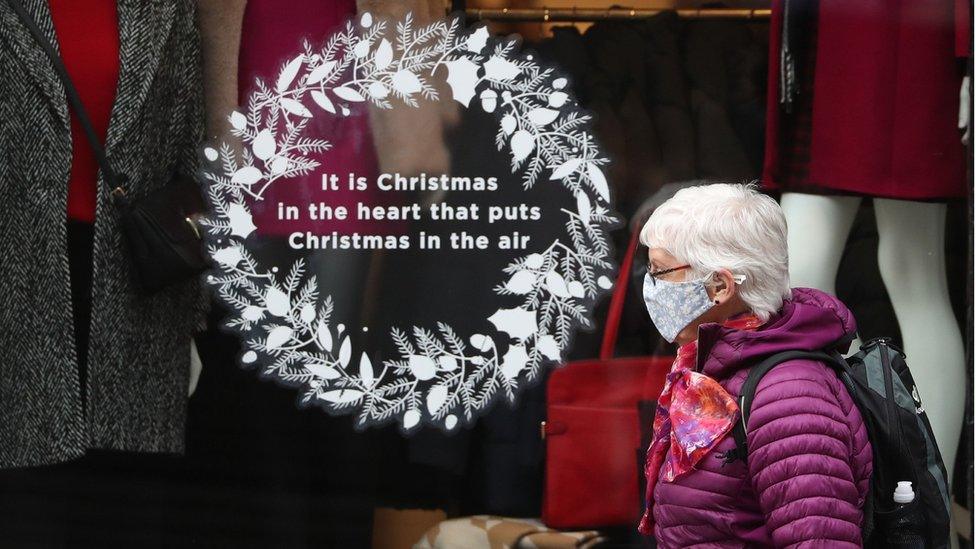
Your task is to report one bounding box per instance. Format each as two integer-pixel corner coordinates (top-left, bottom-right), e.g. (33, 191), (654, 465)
(693, 287), (858, 380)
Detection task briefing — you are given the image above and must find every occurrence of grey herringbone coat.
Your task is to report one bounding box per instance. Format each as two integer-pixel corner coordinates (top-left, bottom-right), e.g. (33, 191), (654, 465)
(0, 0), (205, 468)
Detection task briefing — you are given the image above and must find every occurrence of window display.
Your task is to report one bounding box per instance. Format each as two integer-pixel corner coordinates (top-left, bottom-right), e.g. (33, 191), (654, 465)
(0, 1), (970, 548)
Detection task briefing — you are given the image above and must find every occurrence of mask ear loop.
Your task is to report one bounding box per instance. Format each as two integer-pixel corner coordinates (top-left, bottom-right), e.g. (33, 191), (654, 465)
(710, 272), (746, 284)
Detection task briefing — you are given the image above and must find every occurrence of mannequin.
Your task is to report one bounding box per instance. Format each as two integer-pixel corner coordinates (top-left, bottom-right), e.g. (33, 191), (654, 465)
(766, 0), (970, 505)
(775, 144), (970, 549)
(782, 193), (966, 498)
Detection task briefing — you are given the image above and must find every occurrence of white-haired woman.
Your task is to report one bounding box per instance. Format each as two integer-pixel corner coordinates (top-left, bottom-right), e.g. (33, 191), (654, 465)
(636, 183), (872, 548)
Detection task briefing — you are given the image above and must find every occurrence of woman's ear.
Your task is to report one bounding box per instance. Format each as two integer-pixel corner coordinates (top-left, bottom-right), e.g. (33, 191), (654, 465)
(712, 269), (738, 303)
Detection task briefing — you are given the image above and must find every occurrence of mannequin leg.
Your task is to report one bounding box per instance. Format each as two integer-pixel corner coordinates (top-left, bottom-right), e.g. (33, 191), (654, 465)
(780, 192), (862, 292)
(780, 193), (863, 351)
(874, 199), (965, 492)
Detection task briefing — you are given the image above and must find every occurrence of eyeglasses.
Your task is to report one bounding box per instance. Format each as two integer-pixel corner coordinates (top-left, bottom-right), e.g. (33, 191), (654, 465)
(645, 263), (747, 287)
(646, 263), (691, 286)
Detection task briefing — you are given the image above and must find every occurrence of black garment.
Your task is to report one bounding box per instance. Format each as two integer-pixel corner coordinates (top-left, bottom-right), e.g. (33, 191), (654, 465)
(373, 105), (567, 516)
(67, 219), (94, 400)
(186, 313), (381, 547)
(636, 12), (697, 185)
(176, 236), (380, 547)
(578, 22), (666, 216)
(683, 16), (767, 174)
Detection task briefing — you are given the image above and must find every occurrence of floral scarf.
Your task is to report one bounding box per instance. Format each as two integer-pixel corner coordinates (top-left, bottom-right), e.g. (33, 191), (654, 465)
(637, 313), (765, 535)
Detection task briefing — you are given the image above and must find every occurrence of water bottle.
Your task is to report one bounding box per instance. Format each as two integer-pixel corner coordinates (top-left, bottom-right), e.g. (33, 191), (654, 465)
(885, 481), (926, 549)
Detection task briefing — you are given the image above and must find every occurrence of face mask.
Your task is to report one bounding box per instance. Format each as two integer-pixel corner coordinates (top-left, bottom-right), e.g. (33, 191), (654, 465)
(642, 272), (746, 343)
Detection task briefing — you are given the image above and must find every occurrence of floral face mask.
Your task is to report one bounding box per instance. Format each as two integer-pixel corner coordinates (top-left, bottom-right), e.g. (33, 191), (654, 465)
(642, 272), (745, 343)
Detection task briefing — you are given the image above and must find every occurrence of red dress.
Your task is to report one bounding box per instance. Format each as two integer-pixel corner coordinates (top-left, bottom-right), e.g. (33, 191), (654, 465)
(49, 0), (120, 222)
(762, 0), (969, 201)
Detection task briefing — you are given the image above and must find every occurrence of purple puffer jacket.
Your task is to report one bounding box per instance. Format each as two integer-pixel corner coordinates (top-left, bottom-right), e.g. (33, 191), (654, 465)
(650, 287), (873, 548)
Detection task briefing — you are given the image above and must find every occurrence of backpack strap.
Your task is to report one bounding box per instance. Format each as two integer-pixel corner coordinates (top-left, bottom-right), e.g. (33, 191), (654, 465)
(720, 349), (850, 465)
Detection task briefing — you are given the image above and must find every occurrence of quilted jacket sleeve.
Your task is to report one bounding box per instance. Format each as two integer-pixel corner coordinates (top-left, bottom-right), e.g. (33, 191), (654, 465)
(746, 359), (871, 548)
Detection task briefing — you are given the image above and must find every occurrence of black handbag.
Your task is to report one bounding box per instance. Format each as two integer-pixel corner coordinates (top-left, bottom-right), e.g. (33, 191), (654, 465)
(6, 0), (209, 293)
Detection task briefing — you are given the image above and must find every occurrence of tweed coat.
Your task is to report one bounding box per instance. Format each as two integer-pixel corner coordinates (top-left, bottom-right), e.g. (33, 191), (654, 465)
(0, 0), (205, 468)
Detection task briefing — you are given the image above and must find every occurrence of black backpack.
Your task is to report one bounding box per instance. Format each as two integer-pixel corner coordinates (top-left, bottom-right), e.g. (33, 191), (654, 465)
(725, 337), (951, 549)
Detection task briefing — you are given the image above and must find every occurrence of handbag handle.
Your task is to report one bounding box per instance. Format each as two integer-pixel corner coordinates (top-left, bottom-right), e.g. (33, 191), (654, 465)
(5, 0), (125, 193)
(599, 230), (642, 360)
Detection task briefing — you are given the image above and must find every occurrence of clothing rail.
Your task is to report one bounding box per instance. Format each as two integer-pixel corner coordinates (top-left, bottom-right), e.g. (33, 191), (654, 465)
(465, 7), (771, 22)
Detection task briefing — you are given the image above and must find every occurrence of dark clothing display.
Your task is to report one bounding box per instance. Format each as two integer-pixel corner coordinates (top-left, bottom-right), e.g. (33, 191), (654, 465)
(763, 0), (970, 200)
(582, 22), (668, 213)
(532, 14), (768, 217)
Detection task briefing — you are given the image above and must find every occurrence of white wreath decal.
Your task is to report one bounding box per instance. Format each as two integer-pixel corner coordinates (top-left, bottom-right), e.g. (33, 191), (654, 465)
(200, 12), (617, 432)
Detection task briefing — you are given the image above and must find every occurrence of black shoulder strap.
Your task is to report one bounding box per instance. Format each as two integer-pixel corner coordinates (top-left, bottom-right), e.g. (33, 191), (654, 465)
(723, 349), (849, 465)
(5, 0), (123, 189)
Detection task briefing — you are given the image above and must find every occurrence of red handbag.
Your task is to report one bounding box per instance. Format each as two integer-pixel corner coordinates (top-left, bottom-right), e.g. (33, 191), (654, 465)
(541, 231), (672, 529)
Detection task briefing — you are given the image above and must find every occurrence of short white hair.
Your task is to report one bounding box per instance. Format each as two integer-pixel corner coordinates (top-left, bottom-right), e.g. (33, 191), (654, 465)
(639, 183), (791, 322)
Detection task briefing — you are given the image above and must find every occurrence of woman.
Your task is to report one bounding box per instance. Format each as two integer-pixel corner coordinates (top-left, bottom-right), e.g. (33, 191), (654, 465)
(0, 0), (204, 468)
(637, 183), (872, 547)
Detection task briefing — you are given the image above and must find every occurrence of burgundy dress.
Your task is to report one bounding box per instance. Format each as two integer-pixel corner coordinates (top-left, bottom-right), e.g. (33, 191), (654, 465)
(762, 0), (970, 201)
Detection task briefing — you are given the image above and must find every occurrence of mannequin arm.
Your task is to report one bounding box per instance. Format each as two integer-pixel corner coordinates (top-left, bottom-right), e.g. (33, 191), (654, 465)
(190, 0), (246, 395)
(197, 0), (247, 139)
